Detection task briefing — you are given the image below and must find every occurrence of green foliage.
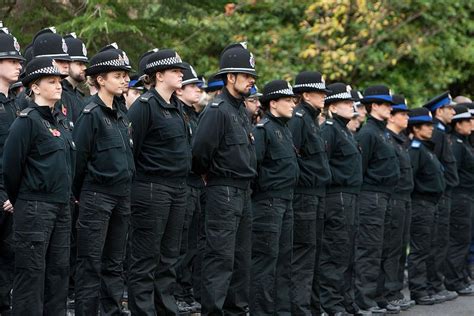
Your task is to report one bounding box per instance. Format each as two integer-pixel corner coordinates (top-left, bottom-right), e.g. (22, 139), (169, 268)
(2, 0), (473, 105)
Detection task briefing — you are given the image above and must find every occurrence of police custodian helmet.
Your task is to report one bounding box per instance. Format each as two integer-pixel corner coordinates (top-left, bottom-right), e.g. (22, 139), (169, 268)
(216, 42), (257, 78)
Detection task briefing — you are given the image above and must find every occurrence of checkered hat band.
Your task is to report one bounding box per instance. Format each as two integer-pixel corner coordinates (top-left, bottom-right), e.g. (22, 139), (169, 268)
(30, 66), (62, 76)
(90, 58), (126, 68)
(146, 56), (181, 69)
(268, 88), (294, 96)
(325, 92), (352, 100)
(293, 82), (326, 90)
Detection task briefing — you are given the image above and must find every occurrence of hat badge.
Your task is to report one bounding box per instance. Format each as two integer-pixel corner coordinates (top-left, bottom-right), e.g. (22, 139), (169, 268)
(122, 51), (130, 65)
(388, 89), (392, 96)
(0, 21), (3, 28)
(110, 42), (119, 49)
(346, 85), (352, 93)
(61, 38), (68, 53)
(13, 37), (20, 52)
(49, 26), (57, 33)
(51, 59), (60, 72)
(240, 42), (248, 49)
(321, 76), (325, 84)
(249, 52), (255, 68)
(175, 52), (182, 63)
(69, 32), (77, 38)
(190, 65), (197, 78)
(82, 43), (87, 57)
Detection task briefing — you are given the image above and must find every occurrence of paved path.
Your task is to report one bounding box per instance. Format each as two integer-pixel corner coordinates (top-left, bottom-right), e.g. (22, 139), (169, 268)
(402, 289), (474, 316)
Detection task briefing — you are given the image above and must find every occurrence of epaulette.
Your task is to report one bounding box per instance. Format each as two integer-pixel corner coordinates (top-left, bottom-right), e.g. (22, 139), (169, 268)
(210, 100), (224, 108)
(256, 118), (269, 128)
(456, 138), (463, 144)
(325, 119), (334, 125)
(295, 109), (305, 117)
(139, 91), (153, 102)
(19, 107), (35, 118)
(436, 122), (445, 131)
(411, 139), (421, 148)
(83, 102), (99, 114)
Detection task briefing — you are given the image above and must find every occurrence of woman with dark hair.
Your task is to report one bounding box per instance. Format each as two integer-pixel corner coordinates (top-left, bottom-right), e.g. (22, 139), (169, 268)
(3, 56), (75, 315)
(72, 50), (135, 316)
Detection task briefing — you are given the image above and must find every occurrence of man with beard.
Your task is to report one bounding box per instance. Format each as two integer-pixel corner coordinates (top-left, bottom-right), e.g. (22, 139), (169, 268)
(192, 42), (257, 315)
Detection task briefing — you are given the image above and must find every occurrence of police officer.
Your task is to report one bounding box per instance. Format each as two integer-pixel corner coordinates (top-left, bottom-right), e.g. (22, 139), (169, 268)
(127, 49), (190, 315)
(137, 48), (159, 91)
(0, 28), (24, 315)
(62, 32), (88, 121)
(192, 42), (257, 315)
(3, 56), (75, 315)
(287, 71), (331, 315)
(73, 50), (135, 316)
(250, 80), (298, 315)
(444, 104), (474, 295)
(422, 92), (460, 302)
(244, 85), (262, 124)
(377, 95), (415, 310)
(318, 83), (363, 316)
(406, 107), (446, 305)
(174, 62), (204, 314)
(354, 85), (400, 314)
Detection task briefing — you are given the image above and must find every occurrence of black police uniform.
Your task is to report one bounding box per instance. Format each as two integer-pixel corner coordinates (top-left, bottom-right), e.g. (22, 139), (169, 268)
(0, 91), (20, 314)
(73, 93), (135, 316)
(377, 128), (414, 304)
(176, 101), (206, 308)
(192, 86), (256, 315)
(355, 110), (400, 310)
(426, 117), (459, 296)
(249, 80), (299, 315)
(319, 112), (363, 315)
(4, 97), (75, 315)
(127, 77), (191, 314)
(445, 126), (474, 292)
(408, 138), (446, 302)
(287, 100), (331, 314)
(0, 29), (25, 313)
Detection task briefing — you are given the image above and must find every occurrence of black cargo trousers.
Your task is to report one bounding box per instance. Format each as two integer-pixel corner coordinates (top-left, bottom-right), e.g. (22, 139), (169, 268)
(201, 185), (252, 316)
(12, 199), (70, 316)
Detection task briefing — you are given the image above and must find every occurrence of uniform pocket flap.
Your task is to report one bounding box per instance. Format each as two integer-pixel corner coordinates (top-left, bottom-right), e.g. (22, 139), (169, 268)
(14, 231), (45, 242)
(96, 136), (123, 151)
(37, 140), (64, 155)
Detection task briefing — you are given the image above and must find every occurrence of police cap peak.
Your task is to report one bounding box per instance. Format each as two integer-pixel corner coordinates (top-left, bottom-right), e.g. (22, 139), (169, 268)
(324, 82), (355, 106)
(21, 56), (66, 86)
(0, 32), (25, 61)
(293, 71), (330, 94)
(216, 42), (257, 78)
(361, 85), (394, 104)
(422, 91), (453, 112)
(204, 73), (224, 93)
(85, 50), (130, 76)
(144, 49), (186, 75)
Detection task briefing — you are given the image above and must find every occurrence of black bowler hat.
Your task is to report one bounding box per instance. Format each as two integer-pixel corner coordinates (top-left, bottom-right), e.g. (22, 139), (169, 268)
(293, 71), (330, 94)
(451, 104), (471, 124)
(138, 48), (159, 77)
(260, 80), (295, 104)
(204, 73), (224, 93)
(324, 83), (355, 106)
(144, 49), (186, 75)
(32, 27), (71, 62)
(21, 56), (66, 86)
(216, 42), (257, 78)
(391, 94), (409, 113)
(361, 85), (394, 104)
(99, 42), (132, 70)
(408, 107), (433, 126)
(422, 91), (453, 113)
(181, 62), (203, 86)
(85, 50), (130, 76)
(64, 33), (88, 63)
(0, 31), (25, 61)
